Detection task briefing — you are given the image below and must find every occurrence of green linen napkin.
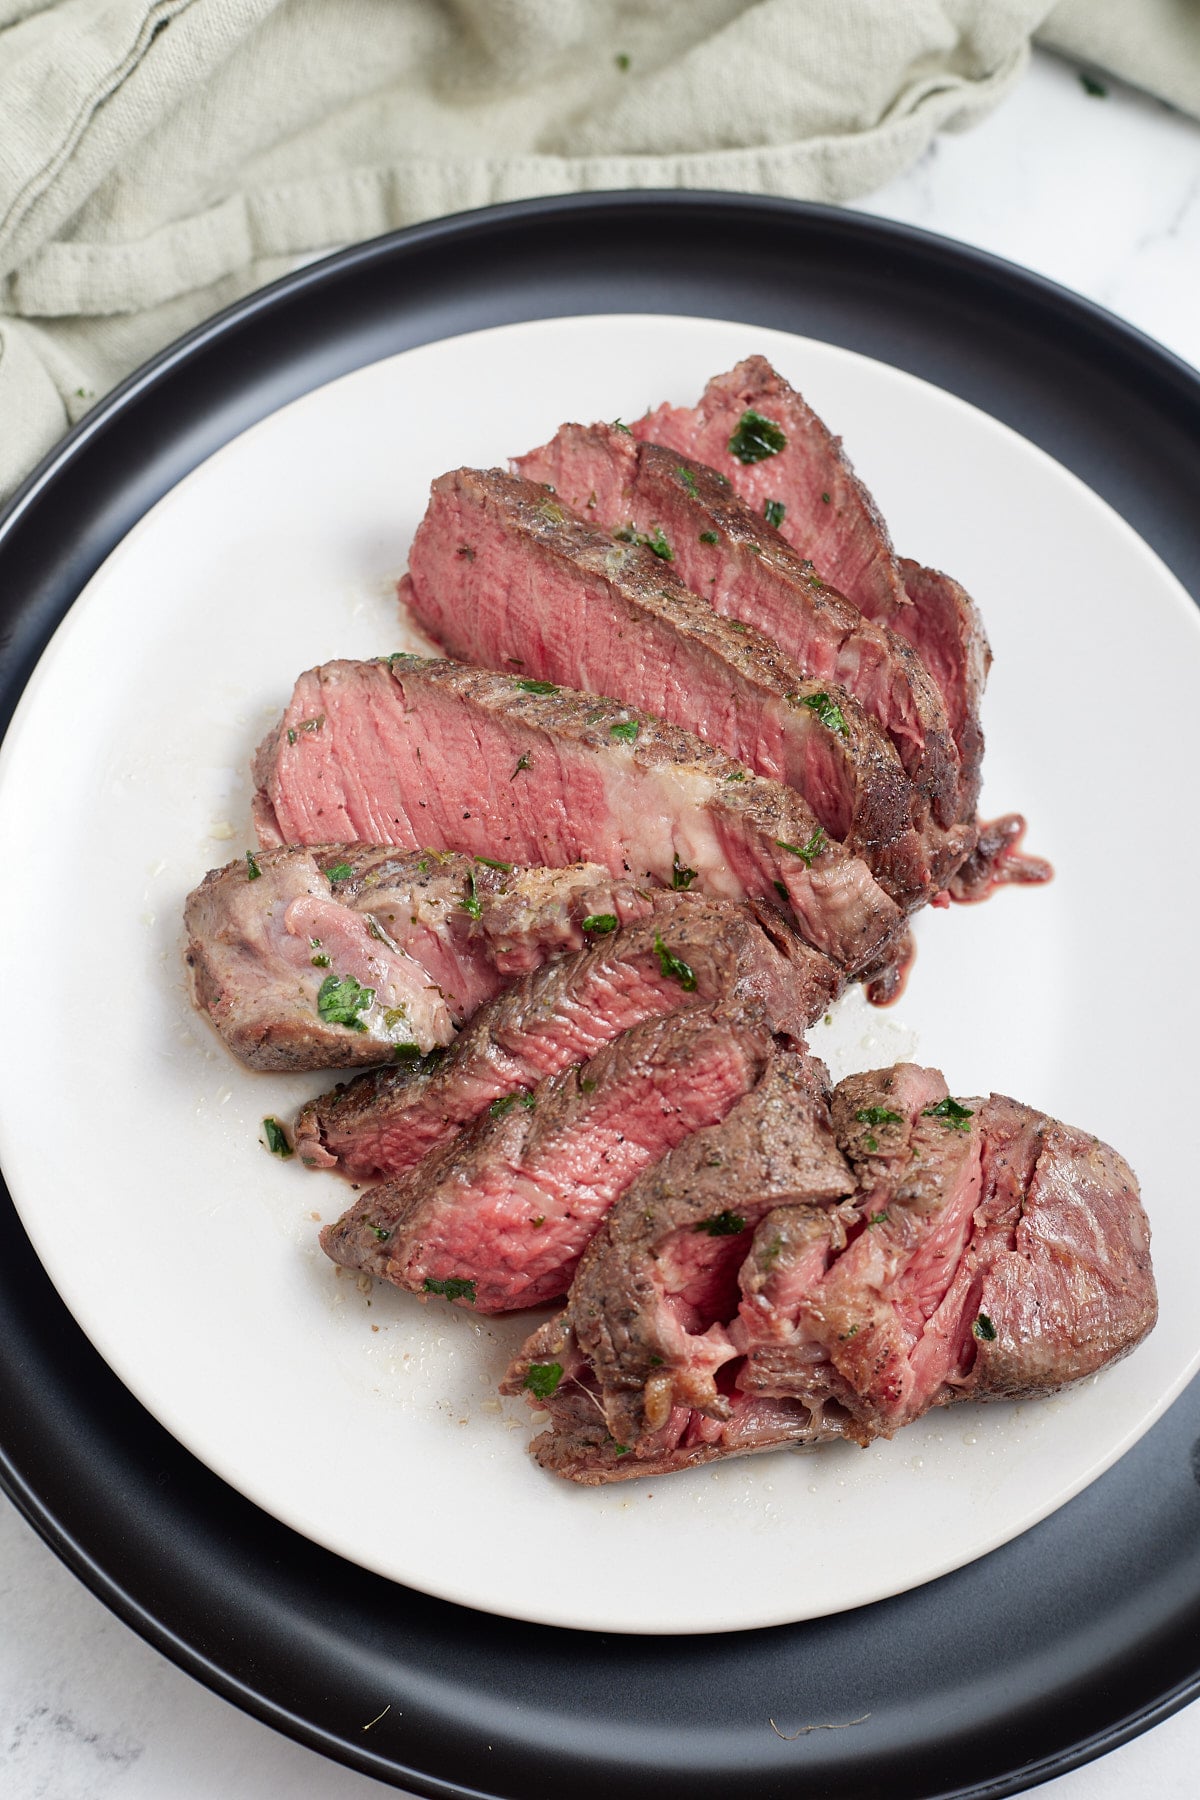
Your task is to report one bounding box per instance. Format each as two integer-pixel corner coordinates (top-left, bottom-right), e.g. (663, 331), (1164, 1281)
(1, 0), (1197, 501)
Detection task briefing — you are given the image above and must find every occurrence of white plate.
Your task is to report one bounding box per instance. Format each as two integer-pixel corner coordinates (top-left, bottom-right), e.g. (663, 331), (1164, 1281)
(0, 314), (1195, 1637)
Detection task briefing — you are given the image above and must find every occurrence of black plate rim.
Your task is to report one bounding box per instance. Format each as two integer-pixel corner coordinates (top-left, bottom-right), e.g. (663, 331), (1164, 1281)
(2, 189), (1200, 1800)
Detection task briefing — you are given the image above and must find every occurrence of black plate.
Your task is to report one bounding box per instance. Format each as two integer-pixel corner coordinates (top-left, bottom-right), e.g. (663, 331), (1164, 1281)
(2, 194), (1199, 1800)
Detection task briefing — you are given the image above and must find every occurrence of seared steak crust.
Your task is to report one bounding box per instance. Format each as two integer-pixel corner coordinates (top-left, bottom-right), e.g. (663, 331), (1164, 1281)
(294, 897), (837, 1181)
(185, 844), (660, 1070)
(403, 464), (936, 907)
(319, 1004), (774, 1313)
(633, 358), (989, 824)
(252, 655), (903, 976)
(518, 420), (967, 849)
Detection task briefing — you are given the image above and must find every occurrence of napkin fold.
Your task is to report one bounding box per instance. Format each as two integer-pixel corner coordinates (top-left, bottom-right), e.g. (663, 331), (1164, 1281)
(2, 0), (1198, 502)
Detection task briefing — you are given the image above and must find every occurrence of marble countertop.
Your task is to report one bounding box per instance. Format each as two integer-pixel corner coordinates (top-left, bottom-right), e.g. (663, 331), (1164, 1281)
(3, 43), (1199, 1800)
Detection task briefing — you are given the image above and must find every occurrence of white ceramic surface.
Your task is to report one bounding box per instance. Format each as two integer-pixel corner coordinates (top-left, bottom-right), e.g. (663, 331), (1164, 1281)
(0, 305), (1195, 1638)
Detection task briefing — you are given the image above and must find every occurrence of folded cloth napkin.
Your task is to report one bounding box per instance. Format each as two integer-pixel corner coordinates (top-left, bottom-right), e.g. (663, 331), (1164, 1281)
(1, 0), (1198, 502)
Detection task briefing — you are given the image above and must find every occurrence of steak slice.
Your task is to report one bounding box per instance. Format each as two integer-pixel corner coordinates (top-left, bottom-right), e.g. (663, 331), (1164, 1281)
(517, 421), (966, 850)
(402, 465), (934, 907)
(294, 898), (836, 1181)
(252, 656), (902, 976)
(184, 844), (660, 1071)
(632, 358), (990, 822)
(508, 1050), (857, 1457)
(511, 1065), (1156, 1481)
(319, 1003), (774, 1313)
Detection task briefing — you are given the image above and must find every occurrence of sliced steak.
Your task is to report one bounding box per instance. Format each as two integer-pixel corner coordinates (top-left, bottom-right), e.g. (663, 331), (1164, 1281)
(534, 1050), (857, 1455)
(184, 845), (659, 1071)
(517, 420), (966, 849)
(252, 656), (902, 976)
(294, 898), (836, 1180)
(402, 465), (934, 906)
(319, 1003), (773, 1313)
(512, 1064), (1156, 1481)
(632, 358), (990, 821)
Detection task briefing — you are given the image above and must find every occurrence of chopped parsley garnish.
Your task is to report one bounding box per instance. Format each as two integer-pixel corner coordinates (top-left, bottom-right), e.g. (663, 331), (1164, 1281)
(923, 1096), (975, 1131)
(973, 1313), (997, 1341)
(326, 862), (353, 882)
(386, 651), (420, 667)
(298, 714), (324, 733)
(262, 1117), (291, 1157)
(614, 51), (630, 72)
(394, 1042), (422, 1060)
(530, 1215), (547, 1228)
(610, 718), (640, 742)
(868, 1211), (890, 1227)
(474, 855), (512, 871)
(1080, 73), (1108, 97)
(763, 498), (786, 529)
(612, 1442), (631, 1456)
(699, 530), (720, 545)
(245, 851), (262, 881)
(516, 678), (559, 695)
(775, 828), (826, 867)
(654, 934), (697, 991)
(694, 1211), (747, 1237)
(367, 1222), (391, 1242)
(579, 1077), (597, 1094)
(511, 753), (531, 777)
(856, 1107), (902, 1126)
(728, 409), (787, 464)
(610, 418), (632, 433)
(311, 952), (330, 968)
(523, 1361), (564, 1398)
(317, 973), (375, 1030)
(821, 491), (831, 504)
(286, 728), (297, 745)
(724, 768), (746, 781)
(520, 1091), (537, 1111)
(676, 465), (699, 496)
(865, 1137), (877, 1152)
(799, 691), (848, 736)
(582, 913), (618, 933)
(773, 880), (789, 903)
(381, 1005), (409, 1033)
(489, 1094), (517, 1118)
(423, 1276), (477, 1304)
(646, 527), (673, 561)
(460, 871), (482, 919)
(671, 855), (698, 890)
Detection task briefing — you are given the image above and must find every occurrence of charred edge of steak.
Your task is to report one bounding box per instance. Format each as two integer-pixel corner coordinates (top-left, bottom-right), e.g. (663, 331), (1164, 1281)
(632, 359), (986, 827)
(293, 896), (839, 1180)
(517, 418), (968, 853)
(408, 463), (940, 907)
(253, 655), (904, 976)
(318, 1002), (776, 1315)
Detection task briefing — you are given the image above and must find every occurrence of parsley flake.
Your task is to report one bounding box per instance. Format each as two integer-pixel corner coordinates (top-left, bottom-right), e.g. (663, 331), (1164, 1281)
(262, 1117), (291, 1157)
(511, 753), (531, 778)
(317, 973), (375, 1030)
(776, 828), (827, 867)
(799, 691), (848, 736)
(245, 851), (262, 881)
(763, 498), (786, 529)
(1080, 73), (1108, 97)
(654, 934), (697, 990)
(671, 855), (698, 890)
(676, 465), (699, 496)
(868, 1211), (890, 1227)
(856, 1107), (902, 1126)
(694, 1211), (747, 1237)
(523, 1361), (564, 1398)
(460, 872), (482, 919)
(646, 527), (673, 561)
(610, 718), (640, 742)
(923, 1096), (975, 1131)
(973, 1312), (998, 1341)
(423, 1276), (477, 1304)
(326, 862), (353, 882)
(582, 912), (618, 933)
(610, 418), (632, 434)
(516, 678), (559, 696)
(474, 855), (512, 871)
(699, 529), (720, 545)
(728, 409), (787, 464)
